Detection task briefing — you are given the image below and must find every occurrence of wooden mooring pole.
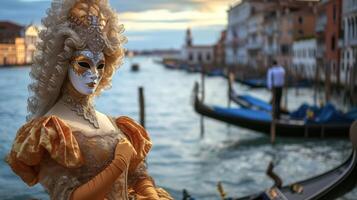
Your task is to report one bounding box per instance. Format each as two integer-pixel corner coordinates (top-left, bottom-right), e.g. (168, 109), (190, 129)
(325, 63), (331, 103)
(227, 72), (234, 108)
(200, 65), (206, 138)
(351, 59), (357, 105)
(138, 87), (145, 128)
(271, 75), (276, 144)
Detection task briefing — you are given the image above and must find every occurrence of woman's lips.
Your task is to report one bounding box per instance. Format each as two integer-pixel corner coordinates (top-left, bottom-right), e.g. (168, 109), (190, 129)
(87, 82), (96, 88)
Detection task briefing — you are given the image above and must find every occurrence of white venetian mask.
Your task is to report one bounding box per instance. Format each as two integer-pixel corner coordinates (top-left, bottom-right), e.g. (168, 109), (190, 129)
(69, 50), (105, 95)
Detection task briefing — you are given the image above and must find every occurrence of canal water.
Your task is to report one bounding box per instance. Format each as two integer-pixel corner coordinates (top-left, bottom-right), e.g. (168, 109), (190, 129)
(0, 56), (355, 199)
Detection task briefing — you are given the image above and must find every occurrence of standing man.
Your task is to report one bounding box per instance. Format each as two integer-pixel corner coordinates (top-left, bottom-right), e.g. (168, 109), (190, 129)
(267, 60), (286, 119)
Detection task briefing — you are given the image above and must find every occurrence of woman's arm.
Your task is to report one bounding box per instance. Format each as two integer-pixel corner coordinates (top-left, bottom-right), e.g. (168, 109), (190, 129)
(71, 139), (136, 200)
(133, 177), (160, 199)
(129, 162), (160, 199)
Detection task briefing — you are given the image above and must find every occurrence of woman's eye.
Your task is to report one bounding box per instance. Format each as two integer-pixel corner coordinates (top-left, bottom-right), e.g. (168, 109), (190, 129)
(78, 62), (91, 68)
(97, 64), (105, 69)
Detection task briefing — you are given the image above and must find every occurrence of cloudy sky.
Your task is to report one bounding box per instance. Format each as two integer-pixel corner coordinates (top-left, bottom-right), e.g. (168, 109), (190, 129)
(0, 0), (239, 50)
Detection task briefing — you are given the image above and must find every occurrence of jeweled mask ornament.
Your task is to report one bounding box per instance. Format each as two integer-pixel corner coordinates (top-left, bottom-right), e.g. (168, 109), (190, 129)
(69, 50), (105, 95)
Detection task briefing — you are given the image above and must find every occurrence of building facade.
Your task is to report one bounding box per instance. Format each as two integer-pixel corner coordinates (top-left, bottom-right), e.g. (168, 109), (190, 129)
(181, 28), (214, 65)
(341, 0), (357, 87)
(0, 21), (39, 66)
(293, 38), (317, 80)
(226, 0), (317, 72)
(276, 5), (317, 71)
(316, 0), (343, 86)
(226, 0), (252, 66)
(214, 30), (226, 67)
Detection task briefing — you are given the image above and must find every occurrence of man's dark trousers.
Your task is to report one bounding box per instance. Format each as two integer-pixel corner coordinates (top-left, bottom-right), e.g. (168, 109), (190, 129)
(273, 87), (283, 119)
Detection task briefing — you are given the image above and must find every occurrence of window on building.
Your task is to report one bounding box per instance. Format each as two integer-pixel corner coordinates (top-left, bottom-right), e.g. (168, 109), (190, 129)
(198, 53), (202, 62)
(298, 16), (303, 24)
(333, 4), (337, 23)
(206, 53), (211, 61)
(331, 35), (336, 51)
(281, 45), (290, 55)
(189, 53), (193, 61)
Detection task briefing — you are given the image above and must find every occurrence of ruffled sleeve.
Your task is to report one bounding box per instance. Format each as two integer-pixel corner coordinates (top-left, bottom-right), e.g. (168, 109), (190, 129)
(115, 116), (152, 172)
(6, 116), (84, 186)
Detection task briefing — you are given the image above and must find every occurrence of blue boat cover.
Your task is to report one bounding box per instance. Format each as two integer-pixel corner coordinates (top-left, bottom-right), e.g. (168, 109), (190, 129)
(290, 103), (356, 124)
(239, 95), (272, 112)
(213, 106), (272, 122)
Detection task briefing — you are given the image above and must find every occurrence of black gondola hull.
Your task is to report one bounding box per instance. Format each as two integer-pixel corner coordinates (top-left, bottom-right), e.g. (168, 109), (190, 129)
(194, 96), (350, 138)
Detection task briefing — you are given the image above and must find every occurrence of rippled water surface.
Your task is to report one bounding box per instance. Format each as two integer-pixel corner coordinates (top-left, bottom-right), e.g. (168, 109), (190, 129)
(0, 57), (356, 200)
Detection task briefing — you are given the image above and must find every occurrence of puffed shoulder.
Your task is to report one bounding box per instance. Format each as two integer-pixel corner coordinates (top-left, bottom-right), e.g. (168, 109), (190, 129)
(6, 116), (84, 186)
(115, 116), (153, 171)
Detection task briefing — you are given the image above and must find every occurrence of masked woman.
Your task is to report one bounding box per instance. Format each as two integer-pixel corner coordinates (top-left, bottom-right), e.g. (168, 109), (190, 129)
(6, 0), (172, 199)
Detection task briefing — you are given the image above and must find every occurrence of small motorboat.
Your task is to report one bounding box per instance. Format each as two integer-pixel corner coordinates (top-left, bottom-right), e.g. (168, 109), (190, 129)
(131, 63), (140, 72)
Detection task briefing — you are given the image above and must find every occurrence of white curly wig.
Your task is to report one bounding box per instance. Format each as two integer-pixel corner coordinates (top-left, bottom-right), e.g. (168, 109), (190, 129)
(27, 0), (126, 121)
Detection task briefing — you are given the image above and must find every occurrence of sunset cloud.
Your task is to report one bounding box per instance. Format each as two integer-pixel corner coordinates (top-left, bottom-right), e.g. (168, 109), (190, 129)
(120, 9), (227, 31)
(0, 0), (237, 49)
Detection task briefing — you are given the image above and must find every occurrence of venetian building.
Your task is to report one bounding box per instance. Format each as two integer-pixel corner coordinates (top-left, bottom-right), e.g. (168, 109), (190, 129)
(316, 0), (343, 87)
(25, 25), (39, 64)
(341, 0), (357, 88)
(0, 21), (38, 66)
(181, 28), (214, 66)
(0, 21), (24, 66)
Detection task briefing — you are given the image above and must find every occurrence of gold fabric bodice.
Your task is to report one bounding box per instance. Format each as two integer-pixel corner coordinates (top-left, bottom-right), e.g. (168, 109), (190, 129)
(39, 121), (129, 200)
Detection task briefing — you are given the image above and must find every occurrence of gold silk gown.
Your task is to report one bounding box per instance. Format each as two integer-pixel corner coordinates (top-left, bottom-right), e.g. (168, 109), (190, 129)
(6, 115), (172, 200)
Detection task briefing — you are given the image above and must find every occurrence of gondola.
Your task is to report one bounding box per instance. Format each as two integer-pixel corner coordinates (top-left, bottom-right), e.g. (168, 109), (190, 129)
(193, 83), (352, 138)
(183, 123), (357, 200)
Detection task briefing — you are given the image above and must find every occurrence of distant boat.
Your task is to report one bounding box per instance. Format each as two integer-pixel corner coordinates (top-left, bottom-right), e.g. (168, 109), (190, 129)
(131, 63), (139, 72)
(184, 124), (357, 200)
(193, 83), (354, 138)
(206, 69), (225, 77)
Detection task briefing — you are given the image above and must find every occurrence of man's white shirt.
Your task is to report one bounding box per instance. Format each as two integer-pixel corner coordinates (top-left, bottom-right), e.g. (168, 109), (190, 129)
(267, 65), (285, 89)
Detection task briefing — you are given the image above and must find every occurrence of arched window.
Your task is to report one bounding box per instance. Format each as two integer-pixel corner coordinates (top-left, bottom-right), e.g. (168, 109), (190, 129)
(198, 53), (202, 63)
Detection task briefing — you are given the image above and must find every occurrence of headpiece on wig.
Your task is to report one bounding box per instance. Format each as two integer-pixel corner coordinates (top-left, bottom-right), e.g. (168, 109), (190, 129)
(68, 0), (108, 52)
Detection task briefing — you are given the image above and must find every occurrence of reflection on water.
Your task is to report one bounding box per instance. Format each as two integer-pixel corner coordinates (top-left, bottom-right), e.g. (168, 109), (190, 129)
(0, 57), (355, 200)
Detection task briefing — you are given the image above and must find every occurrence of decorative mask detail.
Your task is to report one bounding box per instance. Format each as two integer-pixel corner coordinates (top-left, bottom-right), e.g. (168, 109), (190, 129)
(69, 50), (105, 95)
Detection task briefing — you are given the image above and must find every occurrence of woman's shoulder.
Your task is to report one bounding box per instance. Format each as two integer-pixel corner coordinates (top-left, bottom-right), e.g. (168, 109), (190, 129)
(6, 115), (84, 186)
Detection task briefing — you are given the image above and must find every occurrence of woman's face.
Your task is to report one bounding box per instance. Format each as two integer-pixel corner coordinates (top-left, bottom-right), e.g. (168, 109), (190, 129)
(69, 50), (105, 95)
